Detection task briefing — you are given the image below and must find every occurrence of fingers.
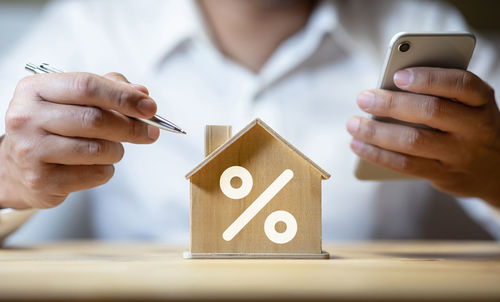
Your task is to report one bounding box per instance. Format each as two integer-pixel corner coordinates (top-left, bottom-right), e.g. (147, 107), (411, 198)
(18, 72), (157, 118)
(103, 72), (149, 95)
(37, 135), (124, 165)
(20, 163), (115, 208)
(49, 164), (115, 195)
(393, 67), (495, 107)
(37, 102), (159, 143)
(350, 139), (445, 178)
(2, 71), (159, 210)
(103, 72), (130, 83)
(346, 116), (459, 163)
(356, 89), (480, 133)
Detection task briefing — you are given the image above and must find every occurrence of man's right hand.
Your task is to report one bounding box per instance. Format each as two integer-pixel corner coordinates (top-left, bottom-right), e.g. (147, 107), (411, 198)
(0, 72), (160, 209)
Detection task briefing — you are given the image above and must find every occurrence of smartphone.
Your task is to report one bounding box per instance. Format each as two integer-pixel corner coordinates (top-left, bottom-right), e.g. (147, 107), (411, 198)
(354, 32), (476, 180)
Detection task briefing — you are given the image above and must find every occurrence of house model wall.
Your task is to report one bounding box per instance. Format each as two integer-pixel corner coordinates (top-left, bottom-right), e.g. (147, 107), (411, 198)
(185, 119), (330, 258)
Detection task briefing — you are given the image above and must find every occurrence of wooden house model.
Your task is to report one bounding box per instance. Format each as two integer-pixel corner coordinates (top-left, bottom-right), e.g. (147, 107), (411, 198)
(185, 119), (330, 259)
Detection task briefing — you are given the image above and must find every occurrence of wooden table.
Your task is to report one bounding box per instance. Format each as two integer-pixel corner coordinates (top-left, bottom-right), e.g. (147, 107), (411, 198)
(1, 241), (500, 301)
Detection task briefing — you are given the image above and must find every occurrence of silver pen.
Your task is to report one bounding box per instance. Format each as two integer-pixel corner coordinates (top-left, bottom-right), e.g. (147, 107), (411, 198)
(25, 63), (187, 135)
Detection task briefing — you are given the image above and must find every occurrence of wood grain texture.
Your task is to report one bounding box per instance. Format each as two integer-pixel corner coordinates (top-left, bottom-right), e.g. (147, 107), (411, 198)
(186, 119), (330, 180)
(0, 241), (500, 302)
(204, 125), (232, 157)
(183, 250), (330, 259)
(190, 124), (323, 254)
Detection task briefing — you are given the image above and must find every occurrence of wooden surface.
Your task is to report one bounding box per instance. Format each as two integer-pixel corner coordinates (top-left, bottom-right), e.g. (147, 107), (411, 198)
(1, 241), (500, 301)
(190, 123), (324, 254)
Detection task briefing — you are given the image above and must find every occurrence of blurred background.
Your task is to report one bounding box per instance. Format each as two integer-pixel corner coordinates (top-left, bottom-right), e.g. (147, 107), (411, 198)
(0, 0), (499, 59)
(0, 0), (499, 244)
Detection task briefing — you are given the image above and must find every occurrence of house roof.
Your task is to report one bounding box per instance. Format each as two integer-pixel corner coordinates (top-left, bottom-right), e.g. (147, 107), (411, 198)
(185, 119), (331, 180)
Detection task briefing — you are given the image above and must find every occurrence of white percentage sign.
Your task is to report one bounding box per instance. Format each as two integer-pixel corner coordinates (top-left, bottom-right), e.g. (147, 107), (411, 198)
(220, 166), (297, 244)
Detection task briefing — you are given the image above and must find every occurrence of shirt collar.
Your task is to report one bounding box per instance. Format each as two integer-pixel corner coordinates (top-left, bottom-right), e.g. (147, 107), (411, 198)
(137, 0), (206, 71)
(139, 0), (349, 72)
(310, 0), (340, 38)
(312, 0), (360, 57)
(257, 1), (344, 86)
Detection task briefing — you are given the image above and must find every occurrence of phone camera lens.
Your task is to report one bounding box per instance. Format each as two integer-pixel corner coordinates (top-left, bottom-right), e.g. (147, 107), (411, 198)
(398, 42), (410, 52)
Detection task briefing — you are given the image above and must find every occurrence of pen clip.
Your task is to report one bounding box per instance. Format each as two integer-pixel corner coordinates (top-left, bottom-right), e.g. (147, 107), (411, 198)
(25, 63), (65, 74)
(25, 63), (43, 74)
(40, 63), (65, 73)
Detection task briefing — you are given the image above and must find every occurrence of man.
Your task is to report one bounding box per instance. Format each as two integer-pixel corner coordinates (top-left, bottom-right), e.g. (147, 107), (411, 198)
(1, 0), (499, 244)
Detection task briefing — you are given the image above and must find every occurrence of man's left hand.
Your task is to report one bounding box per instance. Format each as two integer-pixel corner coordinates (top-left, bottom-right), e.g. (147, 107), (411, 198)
(347, 67), (500, 207)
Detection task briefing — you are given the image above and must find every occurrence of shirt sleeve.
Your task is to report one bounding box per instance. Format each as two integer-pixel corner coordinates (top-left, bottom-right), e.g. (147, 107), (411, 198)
(456, 198), (500, 240)
(0, 208), (37, 245)
(460, 38), (500, 239)
(449, 13), (500, 239)
(0, 1), (89, 243)
(379, 0), (500, 238)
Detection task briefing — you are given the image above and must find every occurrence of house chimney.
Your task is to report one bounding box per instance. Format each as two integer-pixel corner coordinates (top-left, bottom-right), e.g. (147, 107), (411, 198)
(205, 125), (232, 157)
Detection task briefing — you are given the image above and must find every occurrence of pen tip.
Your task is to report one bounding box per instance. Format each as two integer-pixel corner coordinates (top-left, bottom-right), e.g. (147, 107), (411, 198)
(181, 130), (187, 135)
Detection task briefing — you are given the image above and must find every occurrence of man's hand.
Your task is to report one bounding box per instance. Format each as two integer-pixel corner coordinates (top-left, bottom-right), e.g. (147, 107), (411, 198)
(347, 67), (500, 207)
(0, 72), (160, 209)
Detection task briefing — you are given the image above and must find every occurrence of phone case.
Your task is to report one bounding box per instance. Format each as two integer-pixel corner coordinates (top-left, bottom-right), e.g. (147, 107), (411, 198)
(355, 32), (476, 180)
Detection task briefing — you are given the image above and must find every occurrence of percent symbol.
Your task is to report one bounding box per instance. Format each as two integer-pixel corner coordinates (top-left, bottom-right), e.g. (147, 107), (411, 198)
(220, 166), (297, 244)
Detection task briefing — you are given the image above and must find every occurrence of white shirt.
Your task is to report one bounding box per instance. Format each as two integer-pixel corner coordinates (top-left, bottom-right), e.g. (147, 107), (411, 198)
(1, 0), (499, 244)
